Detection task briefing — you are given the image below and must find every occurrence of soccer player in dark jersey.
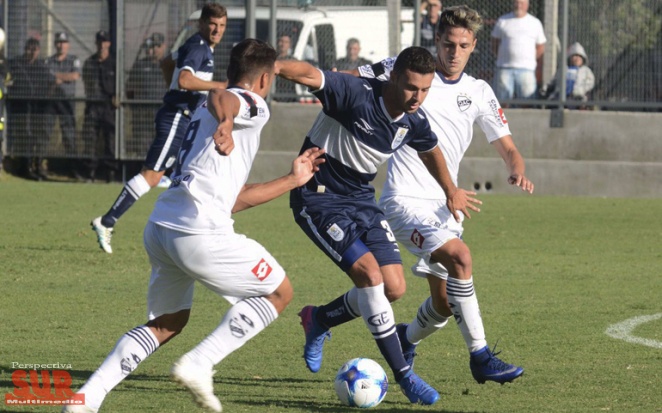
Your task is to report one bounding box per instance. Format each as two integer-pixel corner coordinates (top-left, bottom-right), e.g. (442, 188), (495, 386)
(276, 46), (481, 405)
(91, 3), (227, 254)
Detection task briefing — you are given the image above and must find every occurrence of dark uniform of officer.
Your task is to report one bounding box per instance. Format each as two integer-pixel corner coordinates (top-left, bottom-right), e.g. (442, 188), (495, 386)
(82, 30), (116, 181)
(126, 32), (167, 153)
(45, 31), (80, 159)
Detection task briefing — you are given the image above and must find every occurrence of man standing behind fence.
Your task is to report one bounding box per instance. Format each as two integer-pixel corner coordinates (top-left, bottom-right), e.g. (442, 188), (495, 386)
(126, 32), (168, 166)
(90, 3), (228, 254)
(491, 0), (546, 102)
(45, 31), (82, 179)
(82, 30), (117, 183)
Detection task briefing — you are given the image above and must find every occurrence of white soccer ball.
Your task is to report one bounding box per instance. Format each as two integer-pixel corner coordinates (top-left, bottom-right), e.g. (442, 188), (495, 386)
(334, 358), (388, 408)
(0, 28), (5, 51)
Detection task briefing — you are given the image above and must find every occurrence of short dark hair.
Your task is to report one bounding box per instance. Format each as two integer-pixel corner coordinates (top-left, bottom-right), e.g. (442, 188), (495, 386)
(393, 46), (435, 76)
(25, 38), (40, 50)
(227, 39), (277, 84)
(200, 3), (227, 21)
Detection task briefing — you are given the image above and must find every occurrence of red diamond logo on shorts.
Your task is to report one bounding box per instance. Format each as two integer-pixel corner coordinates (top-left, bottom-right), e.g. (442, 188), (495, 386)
(252, 259), (273, 281)
(410, 229), (425, 249)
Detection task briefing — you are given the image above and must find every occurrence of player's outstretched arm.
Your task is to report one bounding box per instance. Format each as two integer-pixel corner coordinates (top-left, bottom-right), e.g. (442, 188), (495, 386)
(209, 88), (240, 155)
(492, 135), (534, 194)
(179, 69), (227, 92)
(275, 59), (323, 90)
(419, 146), (482, 221)
(232, 148), (326, 213)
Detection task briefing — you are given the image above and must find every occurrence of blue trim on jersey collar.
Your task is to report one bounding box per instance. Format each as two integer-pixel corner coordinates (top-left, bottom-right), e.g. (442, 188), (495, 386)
(437, 71), (464, 85)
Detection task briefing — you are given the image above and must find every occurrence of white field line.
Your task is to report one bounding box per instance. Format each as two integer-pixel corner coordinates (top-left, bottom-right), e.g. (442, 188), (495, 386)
(605, 313), (662, 349)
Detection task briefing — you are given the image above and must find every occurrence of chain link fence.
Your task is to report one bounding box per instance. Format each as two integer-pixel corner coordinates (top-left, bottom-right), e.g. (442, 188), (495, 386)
(1, 0), (660, 172)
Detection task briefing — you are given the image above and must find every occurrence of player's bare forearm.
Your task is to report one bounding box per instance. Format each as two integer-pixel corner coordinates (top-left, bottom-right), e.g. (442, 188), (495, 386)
(493, 136), (534, 193)
(178, 70), (226, 92)
(275, 59), (323, 90)
(232, 148), (325, 213)
(209, 90), (240, 156)
(419, 146), (481, 221)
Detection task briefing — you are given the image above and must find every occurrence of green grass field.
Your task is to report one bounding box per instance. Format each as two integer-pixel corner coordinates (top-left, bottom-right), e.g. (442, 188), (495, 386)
(1, 179), (661, 412)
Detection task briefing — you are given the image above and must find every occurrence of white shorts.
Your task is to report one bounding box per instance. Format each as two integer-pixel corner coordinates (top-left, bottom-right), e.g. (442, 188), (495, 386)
(143, 221), (286, 320)
(379, 195), (464, 280)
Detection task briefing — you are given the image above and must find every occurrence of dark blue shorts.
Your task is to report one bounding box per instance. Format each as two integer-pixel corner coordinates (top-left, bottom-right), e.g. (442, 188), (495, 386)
(292, 194), (402, 273)
(143, 105), (192, 172)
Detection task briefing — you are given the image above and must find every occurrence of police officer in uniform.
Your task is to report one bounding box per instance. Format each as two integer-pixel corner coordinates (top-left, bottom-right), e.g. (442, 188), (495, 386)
(126, 32), (167, 152)
(45, 31), (81, 177)
(82, 30), (116, 182)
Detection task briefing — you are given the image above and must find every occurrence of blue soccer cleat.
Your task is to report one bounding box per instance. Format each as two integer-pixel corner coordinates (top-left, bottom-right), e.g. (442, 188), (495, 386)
(298, 305), (331, 373)
(398, 370), (440, 405)
(396, 323), (417, 368)
(470, 345), (524, 384)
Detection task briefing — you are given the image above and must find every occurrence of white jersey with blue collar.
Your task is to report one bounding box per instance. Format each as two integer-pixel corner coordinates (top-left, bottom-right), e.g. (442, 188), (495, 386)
(150, 88), (269, 234)
(292, 70), (437, 203)
(358, 57), (511, 201)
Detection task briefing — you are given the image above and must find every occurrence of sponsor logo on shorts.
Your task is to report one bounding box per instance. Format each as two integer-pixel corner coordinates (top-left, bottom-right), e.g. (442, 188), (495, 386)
(410, 229), (425, 249)
(327, 223), (345, 241)
(252, 259), (273, 281)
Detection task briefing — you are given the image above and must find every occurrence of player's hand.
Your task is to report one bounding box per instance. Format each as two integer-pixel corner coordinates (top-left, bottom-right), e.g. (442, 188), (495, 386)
(508, 174), (535, 194)
(213, 122), (234, 155)
(447, 188), (481, 222)
(290, 147), (326, 187)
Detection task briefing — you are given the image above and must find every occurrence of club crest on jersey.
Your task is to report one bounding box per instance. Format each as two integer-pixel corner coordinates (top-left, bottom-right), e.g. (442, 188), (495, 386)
(457, 93), (472, 112)
(252, 258), (273, 281)
(392, 127), (408, 149)
(327, 223), (345, 241)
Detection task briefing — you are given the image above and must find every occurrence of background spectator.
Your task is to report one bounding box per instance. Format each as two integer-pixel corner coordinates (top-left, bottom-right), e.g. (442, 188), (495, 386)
(333, 38), (372, 71)
(0, 28), (7, 174)
(82, 30), (117, 182)
(7, 37), (54, 180)
(539, 42), (595, 108)
(491, 0), (546, 102)
(418, 0), (442, 55)
(274, 33), (297, 102)
(44, 31), (82, 179)
(126, 32), (167, 151)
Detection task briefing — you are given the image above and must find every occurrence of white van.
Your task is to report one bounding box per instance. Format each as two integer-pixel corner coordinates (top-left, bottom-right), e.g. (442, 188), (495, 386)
(172, 5), (415, 100)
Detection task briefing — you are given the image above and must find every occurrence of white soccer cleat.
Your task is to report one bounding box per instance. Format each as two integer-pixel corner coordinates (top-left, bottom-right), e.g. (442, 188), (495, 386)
(171, 355), (222, 412)
(91, 217), (113, 254)
(61, 404), (98, 413)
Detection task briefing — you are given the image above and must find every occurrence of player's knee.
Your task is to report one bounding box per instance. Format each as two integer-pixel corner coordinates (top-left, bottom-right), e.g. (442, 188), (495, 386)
(147, 310), (190, 341)
(384, 278), (406, 302)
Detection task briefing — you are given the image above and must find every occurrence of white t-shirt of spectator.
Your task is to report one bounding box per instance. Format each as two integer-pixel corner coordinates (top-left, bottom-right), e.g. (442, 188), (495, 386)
(492, 12), (546, 71)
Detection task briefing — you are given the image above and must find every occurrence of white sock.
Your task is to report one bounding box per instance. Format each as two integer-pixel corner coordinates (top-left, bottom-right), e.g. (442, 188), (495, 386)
(79, 326), (159, 409)
(127, 174), (152, 197)
(356, 284), (395, 339)
(407, 296), (449, 344)
(447, 276), (487, 352)
(185, 297), (278, 368)
(345, 287), (360, 315)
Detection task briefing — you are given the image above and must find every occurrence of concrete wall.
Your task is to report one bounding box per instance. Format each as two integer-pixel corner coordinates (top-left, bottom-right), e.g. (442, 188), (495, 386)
(251, 103), (662, 198)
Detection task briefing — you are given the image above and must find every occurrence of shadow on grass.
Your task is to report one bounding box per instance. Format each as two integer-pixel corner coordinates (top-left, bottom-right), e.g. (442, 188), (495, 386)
(1, 367), (486, 413)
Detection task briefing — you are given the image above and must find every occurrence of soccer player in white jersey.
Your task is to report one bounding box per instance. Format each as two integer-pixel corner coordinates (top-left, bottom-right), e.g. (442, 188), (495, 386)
(62, 39), (325, 413)
(356, 5), (534, 384)
(276, 46), (482, 405)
